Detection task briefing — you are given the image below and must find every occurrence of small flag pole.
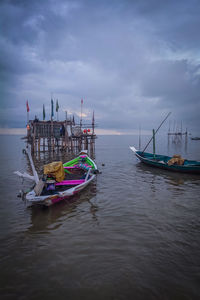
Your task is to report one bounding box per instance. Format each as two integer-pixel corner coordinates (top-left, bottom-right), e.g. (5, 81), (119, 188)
(51, 93), (54, 121)
(43, 104), (45, 121)
(50, 93), (54, 138)
(80, 99), (83, 128)
(26, 100), (30, 124)
(56, 99), (59, 121)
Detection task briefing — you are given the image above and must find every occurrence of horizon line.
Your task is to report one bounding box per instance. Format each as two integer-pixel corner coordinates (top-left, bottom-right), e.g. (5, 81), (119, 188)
(0, 127), (153, 136)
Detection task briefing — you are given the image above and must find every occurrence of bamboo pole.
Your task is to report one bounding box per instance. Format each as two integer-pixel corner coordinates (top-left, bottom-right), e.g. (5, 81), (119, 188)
(26, 145), (39, 184)
(139, 125), (141, 150)
(43, 137), (45, 152)
(153, 129), (155, 159)
(142, 112), (171, 153)
(38, 135), (40, 153)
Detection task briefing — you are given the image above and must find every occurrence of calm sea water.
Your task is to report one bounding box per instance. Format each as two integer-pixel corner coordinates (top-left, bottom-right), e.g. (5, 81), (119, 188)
(0, 134), (200, 300)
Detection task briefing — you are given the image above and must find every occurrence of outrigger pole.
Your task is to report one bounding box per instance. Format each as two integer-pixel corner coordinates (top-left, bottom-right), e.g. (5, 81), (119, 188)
(26, 145), (39, 184)
(14, 145), (39, 184)
(142, 112), (171, 153)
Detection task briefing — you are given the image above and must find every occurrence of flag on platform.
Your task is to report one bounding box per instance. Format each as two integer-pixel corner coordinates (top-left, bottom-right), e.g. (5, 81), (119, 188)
(26, 100), (30, 112)
(43, 104), (45, 120)
(56, 99), (59, 112)
(51, 99), (54, 118)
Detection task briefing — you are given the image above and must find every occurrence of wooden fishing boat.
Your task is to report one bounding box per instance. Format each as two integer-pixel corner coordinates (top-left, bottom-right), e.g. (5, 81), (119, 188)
(130, 146), (200, 174)
(63, 150), (98, 173)
(19, 151), (98, 206)
(191, 137), (200, 140)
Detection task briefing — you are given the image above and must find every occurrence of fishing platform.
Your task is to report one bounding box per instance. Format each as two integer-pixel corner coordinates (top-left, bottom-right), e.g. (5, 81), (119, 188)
(26, 116), (96, 154)
(168, 120), (188, 137)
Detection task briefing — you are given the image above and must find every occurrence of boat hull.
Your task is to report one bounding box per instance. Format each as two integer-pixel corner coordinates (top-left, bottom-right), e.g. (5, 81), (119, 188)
(63, 153), (98, 172)
(25, 152), (98, 206)
(26, 174), (96, 206)
(130, 147), (200, 174)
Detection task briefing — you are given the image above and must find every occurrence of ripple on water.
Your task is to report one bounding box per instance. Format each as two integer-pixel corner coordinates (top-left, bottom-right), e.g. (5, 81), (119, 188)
(0, 135), (200, 299)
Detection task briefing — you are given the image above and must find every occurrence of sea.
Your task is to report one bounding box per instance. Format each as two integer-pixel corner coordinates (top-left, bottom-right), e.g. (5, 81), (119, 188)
(0, 134), (200, 300)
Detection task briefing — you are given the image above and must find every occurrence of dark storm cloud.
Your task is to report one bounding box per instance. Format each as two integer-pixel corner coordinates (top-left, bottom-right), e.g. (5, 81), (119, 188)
(0, 0), (200, 133)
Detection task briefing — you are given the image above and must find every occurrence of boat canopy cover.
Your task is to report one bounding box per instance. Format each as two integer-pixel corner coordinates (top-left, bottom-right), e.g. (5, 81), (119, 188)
(44, 161), (65, 182)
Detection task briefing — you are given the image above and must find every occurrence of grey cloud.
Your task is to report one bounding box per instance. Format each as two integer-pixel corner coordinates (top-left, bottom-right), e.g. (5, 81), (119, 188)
(0, 0), (200, 133)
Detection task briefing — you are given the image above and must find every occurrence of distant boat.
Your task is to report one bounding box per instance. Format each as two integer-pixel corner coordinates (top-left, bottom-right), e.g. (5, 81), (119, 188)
(130, 146), (200, 174)
(191, 137), (200, 140)
(25, 151), (98, 206)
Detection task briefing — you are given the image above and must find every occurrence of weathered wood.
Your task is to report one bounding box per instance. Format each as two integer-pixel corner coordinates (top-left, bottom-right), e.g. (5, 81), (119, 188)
(27, 119), (96, 155)
(43, 137), (45, 152)
(38, 135), (40, 153)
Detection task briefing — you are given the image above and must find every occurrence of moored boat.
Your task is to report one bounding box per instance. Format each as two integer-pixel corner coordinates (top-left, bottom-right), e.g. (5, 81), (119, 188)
(130, 146), (200, 174)
(191, 137), (200, 140)
(23, 151), (98, 206)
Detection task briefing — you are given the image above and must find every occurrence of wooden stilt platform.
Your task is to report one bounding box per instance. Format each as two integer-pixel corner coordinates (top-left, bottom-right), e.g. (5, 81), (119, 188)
(26, 117), (96, 155)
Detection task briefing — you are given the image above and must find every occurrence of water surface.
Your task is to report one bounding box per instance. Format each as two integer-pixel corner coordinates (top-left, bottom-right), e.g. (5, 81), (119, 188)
(0, 134), (200, 300)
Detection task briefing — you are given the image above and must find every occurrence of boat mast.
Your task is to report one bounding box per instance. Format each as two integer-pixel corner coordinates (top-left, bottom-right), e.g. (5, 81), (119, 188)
(139, 125), (141, 150)
(153, 129), (156, 159)
(142, 112), (171, 153)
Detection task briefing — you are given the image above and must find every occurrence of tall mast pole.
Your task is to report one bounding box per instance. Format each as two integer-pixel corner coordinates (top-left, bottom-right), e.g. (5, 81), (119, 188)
(80, 99), (83, 128)
(142, 112), (171, 153)
(139, 125), (141, 150)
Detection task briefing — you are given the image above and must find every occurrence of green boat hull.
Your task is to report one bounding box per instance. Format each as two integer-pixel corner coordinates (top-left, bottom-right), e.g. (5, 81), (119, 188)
(130, 147), (200, 174)
(63, 153), (97, 173)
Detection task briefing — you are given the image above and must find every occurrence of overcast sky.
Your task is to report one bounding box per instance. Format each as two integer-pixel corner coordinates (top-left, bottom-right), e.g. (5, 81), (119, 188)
(1, 0), (200, 134)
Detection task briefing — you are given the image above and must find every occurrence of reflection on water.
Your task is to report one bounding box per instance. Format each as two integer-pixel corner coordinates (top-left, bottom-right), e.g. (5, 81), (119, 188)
(1, 135), (200, 300)
(167, 134), (188, 155)
(136, 162), (200, 187)
(27, 181), (98, 233)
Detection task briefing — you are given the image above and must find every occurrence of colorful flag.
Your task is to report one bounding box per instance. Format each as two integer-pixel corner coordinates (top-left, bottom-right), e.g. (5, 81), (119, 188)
(81, 99), (83, 104)
(26, 100), (30, 112)
(56, 99), (59, 112)
(43, 104), (45, 120)
(51, 99), (54, 118)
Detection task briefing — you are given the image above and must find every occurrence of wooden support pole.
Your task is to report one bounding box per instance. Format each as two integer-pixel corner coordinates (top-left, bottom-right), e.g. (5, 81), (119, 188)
(52, 136), (55, 152)
(48, 137), (50, 152)
(43, 137), (45, 152)
(34, 127), (36, 153)
(38, 135), (40, 153)
(61, 136), (64, 150)
(70, 120), (73, 151)
(27, 119), (96, 155)
(85, 135), (88, 150)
